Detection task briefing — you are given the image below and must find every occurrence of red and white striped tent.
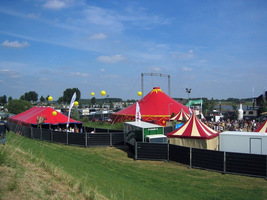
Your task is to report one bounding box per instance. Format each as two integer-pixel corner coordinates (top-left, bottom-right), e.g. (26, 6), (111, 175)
(167, 114), (219, 150)
(254, 120), (267, 133)
(170, 108), (190, 121)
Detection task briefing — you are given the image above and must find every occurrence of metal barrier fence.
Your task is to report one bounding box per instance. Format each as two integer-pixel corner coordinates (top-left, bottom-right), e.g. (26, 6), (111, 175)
(135, 143), (267, 179)
(8, 122), (124, 147)
(8, 122), (267, 179)
(134, 142), (168, 160)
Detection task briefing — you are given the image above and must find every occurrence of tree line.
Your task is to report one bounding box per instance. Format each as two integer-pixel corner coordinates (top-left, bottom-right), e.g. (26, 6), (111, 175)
(0, 88), (81, 105)
(1, 88), (266, 116)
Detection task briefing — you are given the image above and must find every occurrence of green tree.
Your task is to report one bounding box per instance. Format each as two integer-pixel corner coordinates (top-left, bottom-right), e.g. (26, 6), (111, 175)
(40, 96), (45, 103)
(91, 97), (96, 106)
(8, 96), (12, 102)
(231, 103), (238, 118)
(60, 88), (81, 103)
(71, 107), (80, 120)
(7, 99), (32, 114)
(202, 98), (215, 115)
(0, 95), (7, 105)
(258, 95), (267, 114)
(21, 91), (38, 102)
(20, 95), (25, 100)
(57, 96), (64, 104)
(110, 101), (114, 109)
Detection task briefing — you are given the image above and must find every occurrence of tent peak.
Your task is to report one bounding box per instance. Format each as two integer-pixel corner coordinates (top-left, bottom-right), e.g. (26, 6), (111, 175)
(151, 87), (163, 94)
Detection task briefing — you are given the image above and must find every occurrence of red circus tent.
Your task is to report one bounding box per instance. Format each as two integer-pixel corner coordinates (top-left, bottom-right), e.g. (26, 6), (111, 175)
(9, 106), (82, 127)
(170, 108), (190, 121)
(167, 114), (219, 150)
(111, 87), (190, 126)
(254, 120), (267, 133)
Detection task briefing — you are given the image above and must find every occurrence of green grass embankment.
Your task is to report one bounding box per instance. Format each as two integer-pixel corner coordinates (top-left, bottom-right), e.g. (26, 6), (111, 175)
(82, 121), (123, 130)
(1, 132), (267, 200)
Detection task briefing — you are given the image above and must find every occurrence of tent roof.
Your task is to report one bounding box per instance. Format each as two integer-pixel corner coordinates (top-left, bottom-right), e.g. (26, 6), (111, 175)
(255, 120), (267, 133)
(167, 114), (219, 139)
(125, 121), (163, 129)
(114, 87), (190, 117)
(170, 108), (190, 121)
(9, 106), (82, 125)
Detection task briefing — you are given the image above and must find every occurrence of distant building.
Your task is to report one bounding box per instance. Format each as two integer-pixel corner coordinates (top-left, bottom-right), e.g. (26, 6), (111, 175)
(256, 91), (267, 106)
(243, 108), (258, 120)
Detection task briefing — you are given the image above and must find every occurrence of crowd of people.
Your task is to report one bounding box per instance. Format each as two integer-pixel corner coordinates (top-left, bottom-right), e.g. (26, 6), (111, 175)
(202, 118), (263, 132)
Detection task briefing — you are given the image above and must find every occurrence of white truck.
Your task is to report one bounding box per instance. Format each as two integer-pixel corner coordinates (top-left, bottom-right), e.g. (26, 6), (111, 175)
(124, 121), (167, 147)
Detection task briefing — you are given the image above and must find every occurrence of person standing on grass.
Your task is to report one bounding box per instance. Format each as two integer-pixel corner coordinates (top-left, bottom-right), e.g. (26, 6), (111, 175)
(0, 117), (10, 145)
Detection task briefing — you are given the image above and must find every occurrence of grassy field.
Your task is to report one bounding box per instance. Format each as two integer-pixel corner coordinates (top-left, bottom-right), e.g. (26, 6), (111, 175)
(82, 121), (124, 130)
(1, 132), (267, 200)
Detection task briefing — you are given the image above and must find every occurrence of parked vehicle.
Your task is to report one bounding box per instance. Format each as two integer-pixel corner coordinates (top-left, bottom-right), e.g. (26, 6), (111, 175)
(124, 121), (167, 147)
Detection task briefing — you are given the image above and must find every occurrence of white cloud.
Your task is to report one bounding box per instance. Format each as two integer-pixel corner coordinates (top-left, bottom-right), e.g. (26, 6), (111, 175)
(182, 67), (193, 71)
(88, 33), (107, 40)
(97, 55), (126, 63)
(100, 68), (105, 72)
(42, 0), (67, 10)
(1, 40), (30, 48)
(0, 69), (22, 78)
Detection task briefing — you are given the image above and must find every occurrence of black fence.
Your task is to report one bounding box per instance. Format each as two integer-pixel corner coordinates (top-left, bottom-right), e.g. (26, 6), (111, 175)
(135, 143), (267, 179)
(135, 143), (168, 160)
(8, 122), (267, 179)
(8, 122), (124, 147)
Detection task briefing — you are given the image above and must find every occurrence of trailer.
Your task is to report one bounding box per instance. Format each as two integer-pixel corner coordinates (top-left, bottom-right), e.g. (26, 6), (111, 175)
(219, 131), (267, 155)
(124, 121), (167, 147)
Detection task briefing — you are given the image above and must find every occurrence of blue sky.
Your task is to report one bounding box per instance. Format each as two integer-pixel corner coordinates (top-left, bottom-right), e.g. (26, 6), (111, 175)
(0, 0), (266, 101)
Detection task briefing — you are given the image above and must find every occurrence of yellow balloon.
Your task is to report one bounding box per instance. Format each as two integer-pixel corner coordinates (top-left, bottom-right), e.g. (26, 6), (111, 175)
(52, 111), (57, 116)
(91, 92), (95, 96)
(74, 101), (79, 106)
(137, 91), (142, 96)
(48, 96), (53, 101)
(100, 90), (106, 96)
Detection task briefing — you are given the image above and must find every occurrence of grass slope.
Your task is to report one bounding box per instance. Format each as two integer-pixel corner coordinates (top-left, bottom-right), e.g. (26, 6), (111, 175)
(1, 132), (267, 200)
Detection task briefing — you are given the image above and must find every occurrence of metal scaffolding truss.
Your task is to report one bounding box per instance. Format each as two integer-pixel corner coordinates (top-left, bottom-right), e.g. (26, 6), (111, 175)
(141, 73), (171, 97)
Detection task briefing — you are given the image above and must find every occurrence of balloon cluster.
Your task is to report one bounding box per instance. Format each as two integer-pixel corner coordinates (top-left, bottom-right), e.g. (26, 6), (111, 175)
(90, 91), (106, 97)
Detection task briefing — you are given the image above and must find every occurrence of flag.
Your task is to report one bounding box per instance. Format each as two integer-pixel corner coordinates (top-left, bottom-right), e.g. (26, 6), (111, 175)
(67, 92), (76, 128)
(188, 101), (193, 115)
(135, 102), (141, 122)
